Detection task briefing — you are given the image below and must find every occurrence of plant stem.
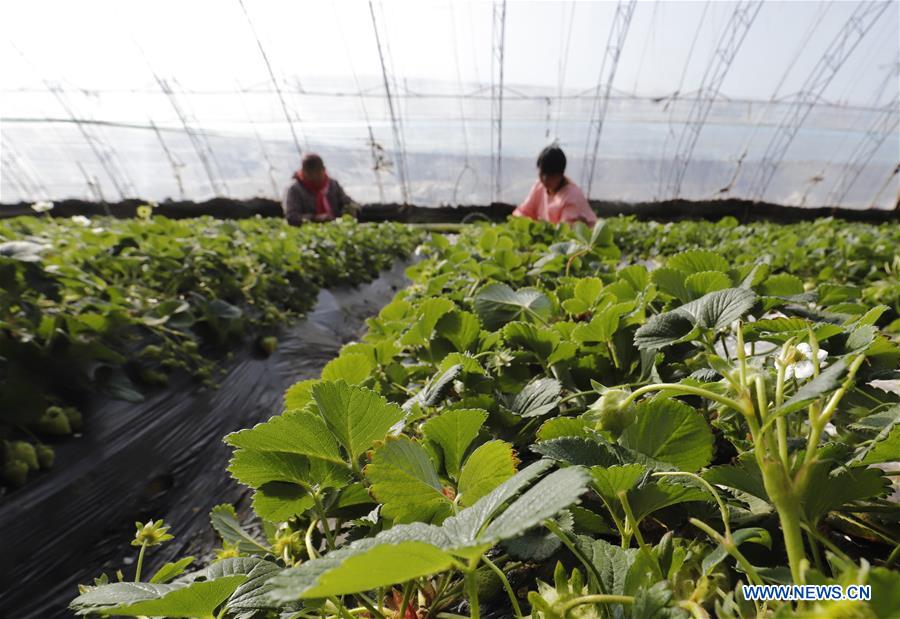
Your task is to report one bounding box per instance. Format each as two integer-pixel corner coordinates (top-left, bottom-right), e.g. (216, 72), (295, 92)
(134, 541), (148, 582)
(546, 520), (607, 596)
(688, 518), (764, 587)
(305, 519), (320, 559)
(465, 570), (480, 619)
(622, 383), (749, 417)
(482, 556), (523, 618)
(653, 472), (731, 538)
(400, 581), (416, 619)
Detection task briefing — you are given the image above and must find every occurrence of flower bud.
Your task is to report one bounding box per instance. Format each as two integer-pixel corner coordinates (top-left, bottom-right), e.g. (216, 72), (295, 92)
(586, 388), (634, 437)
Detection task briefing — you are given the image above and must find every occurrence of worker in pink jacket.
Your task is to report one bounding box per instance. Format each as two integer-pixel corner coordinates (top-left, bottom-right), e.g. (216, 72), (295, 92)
(512, 146), (597, 226)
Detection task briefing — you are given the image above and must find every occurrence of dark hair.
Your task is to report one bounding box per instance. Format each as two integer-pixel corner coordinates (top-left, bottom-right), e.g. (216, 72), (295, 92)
(301, 153), (325, 172)
(537, 145), (566, 176)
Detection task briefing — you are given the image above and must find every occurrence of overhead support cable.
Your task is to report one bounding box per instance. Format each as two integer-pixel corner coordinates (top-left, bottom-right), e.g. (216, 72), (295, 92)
(236, 0), (305, 159)
(552, 1), (577, 141)
(826, 72), (899, 206)
(449, 3), (479, 203)
(747, 0), (891, 201)
(660, 0), (763, 200)
(148, 119), (186, 200)
(234, 83), (280, 199)
(368, 0), (410, 204)
(490, 0), (507, 204)
(580, 0), (637, 198)
(333, 0), (385, 203)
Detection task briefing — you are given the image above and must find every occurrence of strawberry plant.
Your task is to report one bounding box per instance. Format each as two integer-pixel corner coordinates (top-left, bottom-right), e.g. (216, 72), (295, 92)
(68, 217), (899, 618)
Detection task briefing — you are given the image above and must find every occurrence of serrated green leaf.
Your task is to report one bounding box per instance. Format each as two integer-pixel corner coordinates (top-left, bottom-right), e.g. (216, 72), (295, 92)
(474, 283), (552, 330)
(634, 311), (696, 350)
(225, 559), (282, 611)
(284, 379), (316, 410)
(435, 310), (482, 353)
(503, 321), (559, 358)
(312, 381), (405, 462)
(224, 410), (343, 464)
(366, 436), (450, 524)
(574, 277), (604, 305)
(321, 352), (373, 384)
(619, 398), (713, 472)
(457, 440), (518, 506)
(590, 464), (645, 503)
(405, 364), (462, 411)
(703, 455), (767, 501)
(401, 297), (456, 346)
(678, 287), (758, 331)
(71, 576), (247, 617)
(668, 249), (730, 275)
(702, 527), (771, 575)
(800, 463), (889, 524)
(536, 417), (590, 441)
(422, 408), (487, 479)
(481, 467), (590, 543)
(652, 267), (691, 303)
(629, 480), (710, 525)
(210, 504), (271, 555)
(532, 436), (620, 467)
(438, 352), (486, 376)
(252, 482), (315, 521)
(578, 536), (637, 596)
(573, 303), (629, 343)
(508, 377), (562, 418)
(149, 557), (194, 584)
(685, 271), (731, 298)
(227, 450), (312, 489)
(762, 273), (804, 296)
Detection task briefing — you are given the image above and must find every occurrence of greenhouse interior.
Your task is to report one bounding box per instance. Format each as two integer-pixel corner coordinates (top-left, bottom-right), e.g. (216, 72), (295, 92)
(0, 1), (898, 617)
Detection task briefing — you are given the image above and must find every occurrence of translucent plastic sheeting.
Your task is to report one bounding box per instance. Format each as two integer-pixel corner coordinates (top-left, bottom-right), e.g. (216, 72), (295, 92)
(1, 0), (898, 209)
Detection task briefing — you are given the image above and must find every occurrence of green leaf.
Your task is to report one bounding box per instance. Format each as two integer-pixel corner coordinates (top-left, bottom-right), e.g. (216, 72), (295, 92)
(284, 379), (316, 410)
(405, 364), (462, 411)
(762, 273), (804, 296)
(702, 527), (771, 575)
(503, 321), (559, 358)
(438, 352), (486, 376)
(224, 410), (343, 464)
(533, 437), (620, 467)
(630, 581), (685, 619)
(457, 440), (518, 506)
(685, 271), (731, 298)
(800, 464), (889, 524)
(577, 536), (637, 597)
(668, 249), (730, 275)
(590, 464), (645, 503)
(366, 436), (450, 524)
(850, 405), (900, 465)
(210, 504), (271, 555)
(321, 352), (373, 385)
(574, 277), (604, 305)
(474, 283), (552, 330)
(573, 303), (629, 343)
(312, 381), (405, 463)
(422, 408), (487, 479)
(227, 450), (313, 489)
(282, 541), (457, 600)
(481, 467), (591, 543)
(401, 297), (456, 346)
(71, 576), (247, 617)
(652, 268), (691, 303)
(435, 310), (482, 352)
(703, 456), (767, 501)
(252, 482), (315, 521)
(536, 416), (590, 441)
(225, 559), (282, 611)
(634, 311), (696, 350)
(619, 398), (713, 471)
(149, 557), (195, 584)
(743, 318), (843, 344)
(677, 287), (758, 331)
(629, 480), (709, 525)
(508, 377), (562, 418)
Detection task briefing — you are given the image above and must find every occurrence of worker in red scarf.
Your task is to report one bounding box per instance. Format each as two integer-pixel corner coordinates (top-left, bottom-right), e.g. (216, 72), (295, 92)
(283, 153), (359, 224)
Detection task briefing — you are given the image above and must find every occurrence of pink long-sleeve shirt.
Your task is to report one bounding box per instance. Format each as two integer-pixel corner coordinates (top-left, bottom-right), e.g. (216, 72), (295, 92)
(512, 179), (597, 226)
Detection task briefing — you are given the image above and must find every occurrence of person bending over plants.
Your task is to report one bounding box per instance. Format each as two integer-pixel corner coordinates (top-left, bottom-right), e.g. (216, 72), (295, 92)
(512, 145), (597, 226)
(283, 153), (360, 224)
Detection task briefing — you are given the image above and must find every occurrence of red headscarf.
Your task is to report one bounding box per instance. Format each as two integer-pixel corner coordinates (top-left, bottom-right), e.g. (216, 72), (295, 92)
(294, 170), (332, 218)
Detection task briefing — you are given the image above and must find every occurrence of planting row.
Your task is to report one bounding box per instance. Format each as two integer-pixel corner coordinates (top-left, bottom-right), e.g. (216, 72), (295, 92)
(71, 218), (899, 618)
(0, 215), (420, 490)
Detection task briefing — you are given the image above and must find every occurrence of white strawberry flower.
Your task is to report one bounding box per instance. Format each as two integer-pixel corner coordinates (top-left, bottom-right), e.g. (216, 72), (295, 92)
(71, 215), (91, 226)
(785, 342), (828, 381)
